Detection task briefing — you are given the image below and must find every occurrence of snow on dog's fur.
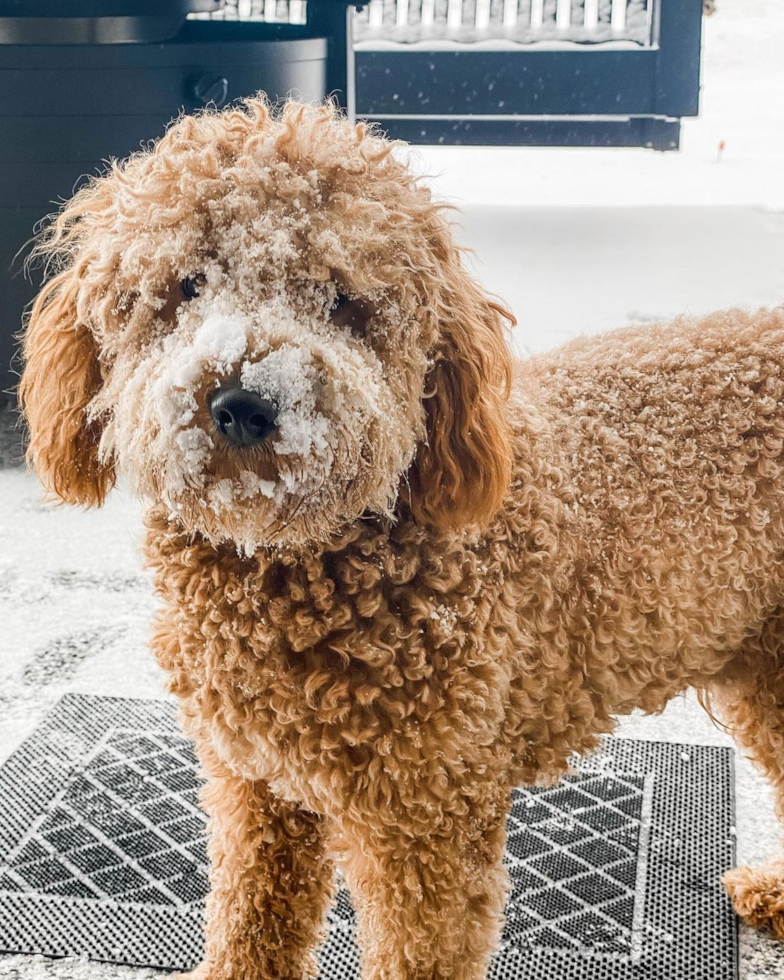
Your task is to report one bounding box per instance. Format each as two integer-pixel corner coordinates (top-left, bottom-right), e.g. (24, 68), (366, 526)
(18, 97), (784, 978)
(21, 100), (498, 551)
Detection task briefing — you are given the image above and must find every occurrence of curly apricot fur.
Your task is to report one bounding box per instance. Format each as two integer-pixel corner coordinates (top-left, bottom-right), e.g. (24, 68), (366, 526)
(18, 268), (115, 506)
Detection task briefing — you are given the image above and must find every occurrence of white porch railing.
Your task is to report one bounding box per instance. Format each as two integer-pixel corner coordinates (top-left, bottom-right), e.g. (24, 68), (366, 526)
(189, 0), (655, 45)
(353, 0), (654, 45)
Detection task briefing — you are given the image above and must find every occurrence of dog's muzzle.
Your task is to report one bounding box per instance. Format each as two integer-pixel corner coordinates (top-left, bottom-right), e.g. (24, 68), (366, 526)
(208, 383), (277, 447)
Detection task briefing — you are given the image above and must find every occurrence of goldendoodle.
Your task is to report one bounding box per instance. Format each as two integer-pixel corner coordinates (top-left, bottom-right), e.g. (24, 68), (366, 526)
(18, 97), (784, 979)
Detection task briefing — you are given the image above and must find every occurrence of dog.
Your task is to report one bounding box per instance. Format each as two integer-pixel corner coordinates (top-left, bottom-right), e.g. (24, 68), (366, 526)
(18, 96), (784, 978)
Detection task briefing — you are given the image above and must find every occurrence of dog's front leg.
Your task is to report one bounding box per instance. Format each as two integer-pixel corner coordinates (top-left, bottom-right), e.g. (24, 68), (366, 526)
(338, 807), (510, 980)
(183, 751), (335, 980)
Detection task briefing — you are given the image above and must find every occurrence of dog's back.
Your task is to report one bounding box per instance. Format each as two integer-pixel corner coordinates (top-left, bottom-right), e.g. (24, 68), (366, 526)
(495, 305), (784, 782)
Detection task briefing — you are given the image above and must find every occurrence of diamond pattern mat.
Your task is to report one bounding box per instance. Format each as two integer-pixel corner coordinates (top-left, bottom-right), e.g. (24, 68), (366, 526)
(0, 695), (737, 978)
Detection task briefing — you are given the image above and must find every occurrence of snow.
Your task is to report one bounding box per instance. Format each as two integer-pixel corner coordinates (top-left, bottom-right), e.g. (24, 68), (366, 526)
(454, 205), (784, 358)
(356, 36), (646, 50)
(93, 274), (401, 548)
(0, 955), (157, 980)
(241, 343), (333, 460)
(0, 470), (165, 764)
(186, 310), (251, 376)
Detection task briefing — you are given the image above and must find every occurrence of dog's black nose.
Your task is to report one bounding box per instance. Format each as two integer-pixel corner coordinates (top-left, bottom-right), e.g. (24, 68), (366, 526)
(208, 386), (277, 447)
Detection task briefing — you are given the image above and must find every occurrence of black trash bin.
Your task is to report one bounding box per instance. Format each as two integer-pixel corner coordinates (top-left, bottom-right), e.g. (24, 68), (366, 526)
(0, 0), (358, 396)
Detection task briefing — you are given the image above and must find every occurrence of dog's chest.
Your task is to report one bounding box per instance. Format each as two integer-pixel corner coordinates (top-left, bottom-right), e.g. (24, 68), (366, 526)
(150, 521), (510, 812)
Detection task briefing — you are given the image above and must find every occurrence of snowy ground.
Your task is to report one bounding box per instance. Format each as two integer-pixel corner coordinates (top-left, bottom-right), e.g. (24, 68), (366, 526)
(2, 0), (784, 976)
(456, 204), (784, 357)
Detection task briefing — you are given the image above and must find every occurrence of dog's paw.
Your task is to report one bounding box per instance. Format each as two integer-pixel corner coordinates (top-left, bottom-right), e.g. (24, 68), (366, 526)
(724, 861), (784, 938)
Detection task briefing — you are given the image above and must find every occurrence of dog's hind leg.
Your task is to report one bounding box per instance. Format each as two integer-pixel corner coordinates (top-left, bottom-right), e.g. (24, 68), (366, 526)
(337, 796), (510, 980)
(182, 748), (335, 980)
(713, 613), (784, 938)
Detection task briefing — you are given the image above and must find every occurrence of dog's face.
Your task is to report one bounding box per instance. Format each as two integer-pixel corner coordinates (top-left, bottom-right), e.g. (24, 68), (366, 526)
(20, 100), (514, 550)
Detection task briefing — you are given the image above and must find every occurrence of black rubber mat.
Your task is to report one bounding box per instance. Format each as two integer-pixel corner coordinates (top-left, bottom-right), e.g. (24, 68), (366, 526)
(0, 694), (737, 978)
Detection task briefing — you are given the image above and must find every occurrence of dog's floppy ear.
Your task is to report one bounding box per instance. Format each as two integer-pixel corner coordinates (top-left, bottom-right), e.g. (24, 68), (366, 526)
(19, 264), (115, 506)
(408, 233), (515, 533)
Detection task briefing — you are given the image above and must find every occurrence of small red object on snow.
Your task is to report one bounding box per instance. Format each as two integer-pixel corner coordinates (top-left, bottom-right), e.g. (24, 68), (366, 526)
(717, 139), (726, 162)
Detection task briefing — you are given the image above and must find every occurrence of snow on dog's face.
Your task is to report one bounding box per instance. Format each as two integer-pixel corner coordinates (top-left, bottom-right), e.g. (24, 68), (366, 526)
(86, 190), (422, 552)
(20, 99), (514, 550)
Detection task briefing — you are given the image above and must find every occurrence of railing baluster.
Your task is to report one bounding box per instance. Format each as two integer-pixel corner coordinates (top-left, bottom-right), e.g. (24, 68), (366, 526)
(421, 0), (436, 27)
(447, 0), (463, 31)
(368, 0), (384, 28)
(555, 0), (571, 30)
(396, 0), (409, 27)
(476, 0), (491, 30)
(502, 0), (518, 28)
(583, 0), (598, 30)
(611, 0), (627, 32)
(530, 0), (543, 29)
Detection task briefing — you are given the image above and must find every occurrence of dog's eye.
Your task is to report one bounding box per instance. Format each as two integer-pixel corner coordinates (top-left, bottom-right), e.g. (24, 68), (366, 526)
(181, 275), (205, 301)
(330, 292), (370, 332)
(332, 292), (350, 313)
